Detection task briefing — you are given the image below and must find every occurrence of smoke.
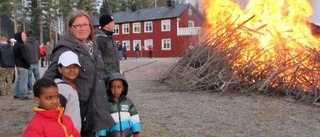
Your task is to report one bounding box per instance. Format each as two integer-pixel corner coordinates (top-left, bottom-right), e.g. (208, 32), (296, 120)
(309, 0), (320, 25)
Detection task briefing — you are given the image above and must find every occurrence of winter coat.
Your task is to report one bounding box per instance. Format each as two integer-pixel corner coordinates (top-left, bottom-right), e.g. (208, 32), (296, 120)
(24, 36), (39, 64)
(97, 73), (141, 137)
(0, 43), (15, 67)
(13, 32), (30, 69)
(22, 107), (80, 137)
(45, 44), (53, 55)
(55, 78), (81, 132)
(39, 45), (46, 59)
(43, 35), (115, 135)
(95, 29), (120, 74)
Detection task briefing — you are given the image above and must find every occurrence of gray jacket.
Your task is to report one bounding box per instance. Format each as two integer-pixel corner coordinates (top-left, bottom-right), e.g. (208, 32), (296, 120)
(95, 29), (120, 74)
(43, 36), (115, 134)
(55, 78), (81, 132)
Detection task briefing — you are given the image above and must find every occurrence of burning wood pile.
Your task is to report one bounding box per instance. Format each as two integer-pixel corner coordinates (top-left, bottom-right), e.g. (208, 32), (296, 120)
(164, 0), (320, 102)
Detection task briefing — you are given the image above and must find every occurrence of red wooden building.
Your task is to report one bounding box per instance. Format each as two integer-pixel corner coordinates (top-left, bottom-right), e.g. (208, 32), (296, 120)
(111, 1), (203, 57)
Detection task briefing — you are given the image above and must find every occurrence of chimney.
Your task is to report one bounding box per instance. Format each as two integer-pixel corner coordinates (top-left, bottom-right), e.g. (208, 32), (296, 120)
(131, 5), (137, 12)
(167, 0), (175, 7)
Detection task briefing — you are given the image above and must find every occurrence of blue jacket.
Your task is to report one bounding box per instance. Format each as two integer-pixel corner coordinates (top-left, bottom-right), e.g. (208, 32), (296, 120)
(0, 43), (15, 67)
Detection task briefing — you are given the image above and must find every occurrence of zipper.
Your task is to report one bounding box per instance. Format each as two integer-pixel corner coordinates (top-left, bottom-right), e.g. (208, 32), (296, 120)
(116, 102), (123, 137)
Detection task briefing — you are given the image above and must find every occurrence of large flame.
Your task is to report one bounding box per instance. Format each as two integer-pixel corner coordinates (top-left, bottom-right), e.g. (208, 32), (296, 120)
(202, 0), (320, 92)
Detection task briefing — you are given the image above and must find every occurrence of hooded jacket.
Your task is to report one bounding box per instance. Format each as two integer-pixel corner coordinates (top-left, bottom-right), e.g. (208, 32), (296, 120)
(55, 78), (81, 132)
(97, 73), (141, 137)
(95, 29), (120, 74)
(24, 36), (39, 64)
(23, 107), (80, 137)
(13, 32), (30, 69)
(43, 35), (115, 134)
(0, 43), (15, 67)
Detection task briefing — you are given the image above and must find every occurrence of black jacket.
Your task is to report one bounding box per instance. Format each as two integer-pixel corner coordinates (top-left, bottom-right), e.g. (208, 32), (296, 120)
(42, 35), (115, 135)
(95, 29), (120, 74)
(13, 32), (30, 69)
(0, 43), (15, 68)
(25, 36), (39, 64)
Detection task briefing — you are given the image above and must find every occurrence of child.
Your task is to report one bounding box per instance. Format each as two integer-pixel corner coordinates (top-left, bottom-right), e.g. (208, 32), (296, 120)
(23, 78), (80, 137)
(97, 73), (141, 137)
(54, 51), (82, 132)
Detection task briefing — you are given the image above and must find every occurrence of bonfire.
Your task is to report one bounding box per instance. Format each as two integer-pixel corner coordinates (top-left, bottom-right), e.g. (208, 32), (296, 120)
(164, 0), (320, 103)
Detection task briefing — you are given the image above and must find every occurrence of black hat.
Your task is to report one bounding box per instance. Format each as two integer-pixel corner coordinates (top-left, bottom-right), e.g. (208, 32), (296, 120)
(99, 14), (114, 27)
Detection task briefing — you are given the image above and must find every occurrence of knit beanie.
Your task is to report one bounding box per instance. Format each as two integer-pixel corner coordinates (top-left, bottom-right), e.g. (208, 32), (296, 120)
(99, 14), (114, 27)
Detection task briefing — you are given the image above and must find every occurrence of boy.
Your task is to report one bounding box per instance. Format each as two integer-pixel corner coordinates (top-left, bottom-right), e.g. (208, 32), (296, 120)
(54, 51), (82, 132)
(23, 78), (80, 137)
(97, 73), (141, 137)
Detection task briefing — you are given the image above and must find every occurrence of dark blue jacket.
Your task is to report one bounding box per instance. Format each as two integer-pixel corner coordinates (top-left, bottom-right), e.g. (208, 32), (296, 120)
(0, 43), (15, 67)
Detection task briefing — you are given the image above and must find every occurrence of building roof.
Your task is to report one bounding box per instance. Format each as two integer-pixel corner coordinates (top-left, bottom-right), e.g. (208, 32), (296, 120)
(91, 14), (100, 26)
(112, 4), (191, 24)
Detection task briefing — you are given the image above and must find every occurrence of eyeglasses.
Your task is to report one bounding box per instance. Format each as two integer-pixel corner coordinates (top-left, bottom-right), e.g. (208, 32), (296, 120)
(72, 24), (90, 29)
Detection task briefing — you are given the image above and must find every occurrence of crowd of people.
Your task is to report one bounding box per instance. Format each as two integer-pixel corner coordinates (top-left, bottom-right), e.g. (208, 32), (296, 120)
(0, 10), (141, 137)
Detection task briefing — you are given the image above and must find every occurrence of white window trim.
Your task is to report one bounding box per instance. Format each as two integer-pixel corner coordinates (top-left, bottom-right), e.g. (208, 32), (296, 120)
(133, 23), (141, 33)
(122, 23), (130, 34)
(161, 38), (171, 50)
(144, 21), (153, 33)
(114, 25), (119, 35)
(188, 8), (192, 16)
(161, 19), (171, 32)
(122, 40), (130, 51)
(144, 39), (153, 50)
(133, 40), (142, 50)
(188, 20), (195, 27)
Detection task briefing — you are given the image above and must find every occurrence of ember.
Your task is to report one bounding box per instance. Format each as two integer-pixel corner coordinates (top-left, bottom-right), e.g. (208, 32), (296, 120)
(164, 0), (320, 102)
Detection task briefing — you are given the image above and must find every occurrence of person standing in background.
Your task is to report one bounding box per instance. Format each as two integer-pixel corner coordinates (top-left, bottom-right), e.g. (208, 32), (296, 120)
(45, 41), (53, 67)
(95, 14), (120, 74)
(122, 43), (127, 60)
(39, 43), (46, 67)
(25, 30), (40, 93)
(0, 36), (15, 96)
(135, 44), (140, 59)
(117, 42), (123, 61)
(147, 45), (153, 58)
(13, 31), (30, 100)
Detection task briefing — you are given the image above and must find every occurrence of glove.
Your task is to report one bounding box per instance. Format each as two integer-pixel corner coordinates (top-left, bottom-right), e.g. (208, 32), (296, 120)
(133, 133), (139, 137)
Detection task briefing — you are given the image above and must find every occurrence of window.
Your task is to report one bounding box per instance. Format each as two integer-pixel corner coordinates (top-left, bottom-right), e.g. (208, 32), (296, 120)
(144, 39), (153, 50)
(122, 24), (130, 34)
(133, 40), (142, 50)
(133, 23), (141, 33)
(161, 19), (171, 31)
(114, 25), (119, 34)
(188, 8), (192, 15)
(122, 40), (130, 51)
(188, 21), (194, 27)
(144, 21), (153, 33)
(162, 38), (171, 50)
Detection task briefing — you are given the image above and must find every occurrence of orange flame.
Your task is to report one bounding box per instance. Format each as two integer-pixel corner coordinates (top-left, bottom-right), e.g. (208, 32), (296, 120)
(202, 0), (320, 92)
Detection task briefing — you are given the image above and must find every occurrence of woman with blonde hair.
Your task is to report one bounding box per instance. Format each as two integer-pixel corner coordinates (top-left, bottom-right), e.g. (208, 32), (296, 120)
(43, 10), (114, 137)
